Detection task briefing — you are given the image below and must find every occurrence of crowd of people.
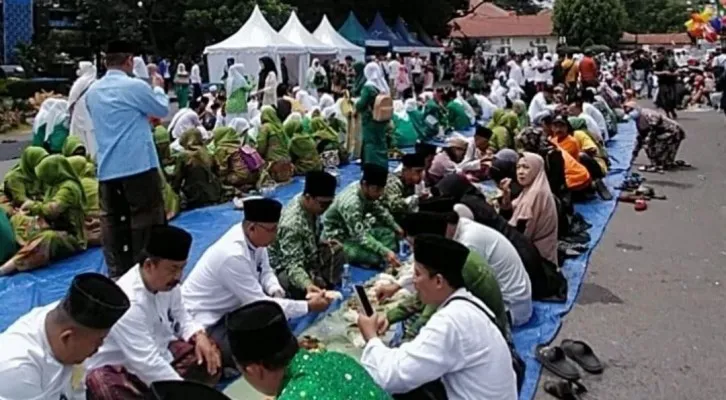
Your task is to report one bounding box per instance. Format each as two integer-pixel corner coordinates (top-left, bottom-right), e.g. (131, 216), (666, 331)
(0, 37), (695, 400)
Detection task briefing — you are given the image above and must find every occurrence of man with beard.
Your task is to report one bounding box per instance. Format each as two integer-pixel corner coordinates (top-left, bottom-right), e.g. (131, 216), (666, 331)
(85, 225), (221, 399)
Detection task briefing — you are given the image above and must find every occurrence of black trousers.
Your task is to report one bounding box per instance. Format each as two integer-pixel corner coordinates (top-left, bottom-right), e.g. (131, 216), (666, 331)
(578, 152), (605, 180)
(99, 169), (165, 278)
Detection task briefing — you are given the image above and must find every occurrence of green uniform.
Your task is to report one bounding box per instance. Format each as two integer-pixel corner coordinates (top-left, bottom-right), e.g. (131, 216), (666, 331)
(408, 100), (441, 140)
(382, 173), (415, 216)
(387, 250), (509, 339)
(270, 194), (323, 290)
(277, 349), (391, 400)
(487, 109), (518, 152)
(446, 100), (471, 132)
(321, 182), (399, 266)
(3, 147), (48, 207)
(32, 124), (69, 154)
(285, 120), (322, 175)
(355, 85), (389, 168)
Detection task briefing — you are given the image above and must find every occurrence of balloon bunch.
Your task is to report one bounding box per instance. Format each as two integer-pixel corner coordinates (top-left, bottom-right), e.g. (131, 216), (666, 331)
(685, 6), (723, 42)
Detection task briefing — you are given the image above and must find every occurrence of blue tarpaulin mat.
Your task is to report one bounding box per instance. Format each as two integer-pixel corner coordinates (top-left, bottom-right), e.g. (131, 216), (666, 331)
(0, 121), (637, 400)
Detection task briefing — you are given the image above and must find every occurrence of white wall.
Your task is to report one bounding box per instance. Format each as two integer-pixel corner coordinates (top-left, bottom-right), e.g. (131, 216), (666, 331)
(478, 36), (557, 54)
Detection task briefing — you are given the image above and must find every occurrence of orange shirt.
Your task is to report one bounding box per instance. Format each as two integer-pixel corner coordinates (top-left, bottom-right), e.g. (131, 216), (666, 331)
(551, 139), (591, 190)
(579, 57), (597, 82)
(554, 135), (581, 160)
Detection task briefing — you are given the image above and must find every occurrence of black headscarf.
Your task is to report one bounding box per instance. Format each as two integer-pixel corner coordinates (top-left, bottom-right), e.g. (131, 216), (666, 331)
(258, 57), (277, 92)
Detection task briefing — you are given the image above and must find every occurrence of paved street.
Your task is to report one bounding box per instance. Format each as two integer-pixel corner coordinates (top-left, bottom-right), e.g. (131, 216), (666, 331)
(536, 107), (726, 399)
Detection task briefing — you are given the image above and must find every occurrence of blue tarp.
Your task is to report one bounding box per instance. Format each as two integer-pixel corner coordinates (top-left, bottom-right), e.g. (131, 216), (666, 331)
(338, 12), (386, 48)
(0, 121), (637, 399)
(367, 12), (407, 48)
(392, 17), (425, 49)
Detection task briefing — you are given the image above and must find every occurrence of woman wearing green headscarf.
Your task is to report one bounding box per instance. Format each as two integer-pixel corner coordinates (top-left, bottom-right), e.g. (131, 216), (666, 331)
(351, 62), (366, 97)
(0, 154), (86, 275)
(2, 147), (49, 211)
(512, 100), (530, 130)
(284, 119), (322, 175)
(487, 109), (519, 152)
(257, 105), (294, 182)
(153, 125), (175, 173)
(150, 126), (181, 219)
(32, 98), (70, 154)
(62, 136), (88, 158)
(310, 116), (349, 165)
(67, 155), (102, 246)
(212, 126), (262, 193)
(172, 128), (223, 209)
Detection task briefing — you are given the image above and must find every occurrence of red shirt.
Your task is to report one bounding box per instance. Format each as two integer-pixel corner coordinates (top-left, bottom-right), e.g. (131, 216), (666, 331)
(579, 57), (598, 82)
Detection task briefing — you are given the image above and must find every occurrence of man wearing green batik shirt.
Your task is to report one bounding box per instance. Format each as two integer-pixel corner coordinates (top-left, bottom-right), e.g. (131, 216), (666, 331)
(228, 301), (391, 400)
(270, 171), (346, 300)
(322, 164), (404, 268)
(382, 153), (426, 221)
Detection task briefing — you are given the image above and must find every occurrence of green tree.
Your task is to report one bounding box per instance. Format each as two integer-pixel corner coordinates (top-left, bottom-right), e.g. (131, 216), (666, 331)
(622, 0), (689, 33)
(554, 0), (627, 47)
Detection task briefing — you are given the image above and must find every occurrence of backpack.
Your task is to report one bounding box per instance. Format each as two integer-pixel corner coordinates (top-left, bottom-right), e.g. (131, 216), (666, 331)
(238, 145), (264, 172)
(373, 94), (394, 122)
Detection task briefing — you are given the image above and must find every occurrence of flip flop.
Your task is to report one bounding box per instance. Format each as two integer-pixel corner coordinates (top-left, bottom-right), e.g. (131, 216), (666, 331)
(543, 381), (582, 400)
(536, 345), (581, 381)
(561, 339), (604, 374)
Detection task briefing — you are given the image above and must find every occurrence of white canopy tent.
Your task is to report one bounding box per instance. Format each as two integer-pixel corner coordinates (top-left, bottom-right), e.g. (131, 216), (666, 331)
(204, 5), (306, 83)
(278, 11), (337, 87)
(313, 15), (365, 61)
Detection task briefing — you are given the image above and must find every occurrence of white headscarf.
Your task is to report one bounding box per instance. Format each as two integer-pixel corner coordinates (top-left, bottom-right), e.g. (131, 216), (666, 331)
(176, 63), (188, 76)
(419, 91), (434, 102)
(68, 61), (96, 106)
(133, 57), (149, 79)
(308, 58), (325, 76)
(322, 107), (337, 120)
(168, 108), (201, 139)
(319, 93), (335, 110)
(307, 106), (322, 118)
(226, 64), (248, 96)
(229, 118), (250, 135)
(33, 98), (69, 141)
(506, 78), (525, 102)
(296, 90), (318, 112)
(364, 62), (390, 94)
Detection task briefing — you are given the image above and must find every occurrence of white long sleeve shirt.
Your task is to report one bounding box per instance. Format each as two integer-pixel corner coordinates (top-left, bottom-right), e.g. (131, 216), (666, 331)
(190, 64), (202, 84)
(454, 219), (532, 326)
(85, 265), (203, 386)
(456, 137), (482, 173)
(0, 303), (75, 400)
(361, 288), (517, 399)
(528, 92), (549, 122)
(474, 94), (497, 122)
(582, 103), (607, 141)
(182, 223), (309, 327)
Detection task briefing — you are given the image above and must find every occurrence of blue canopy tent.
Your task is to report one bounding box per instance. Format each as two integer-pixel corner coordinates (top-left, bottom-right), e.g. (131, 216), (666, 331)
(367, 12), (408, 51)
(392, 17), (428, 53)
(338, 11), (389, 48)
(409, 20), (444, 53)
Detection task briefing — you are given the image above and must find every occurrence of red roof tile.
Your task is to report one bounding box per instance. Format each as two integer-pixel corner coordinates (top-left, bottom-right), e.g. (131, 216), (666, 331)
(450, 12), (554, 38)
(620, 32), (691, 45)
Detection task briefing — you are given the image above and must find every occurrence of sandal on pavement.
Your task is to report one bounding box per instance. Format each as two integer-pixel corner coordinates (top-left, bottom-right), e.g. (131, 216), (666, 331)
(536, 345), (581, 381)
(561, 339), (604, 374)
(544, 380), (586, 400)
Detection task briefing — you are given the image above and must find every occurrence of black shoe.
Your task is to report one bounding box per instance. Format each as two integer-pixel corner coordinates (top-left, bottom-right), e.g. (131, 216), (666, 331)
(595, 180), (613, 200)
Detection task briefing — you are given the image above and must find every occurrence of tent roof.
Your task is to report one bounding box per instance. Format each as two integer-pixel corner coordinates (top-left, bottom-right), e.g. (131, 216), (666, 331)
(279, 11), (337, 54)
(367, 12), (407, 47)
(339, 11), (388, 47)
(204, 5), (303, 54)
(393, 17), (424, 47)
(410, 21), (443, 48)
(313, 15), (364, 53)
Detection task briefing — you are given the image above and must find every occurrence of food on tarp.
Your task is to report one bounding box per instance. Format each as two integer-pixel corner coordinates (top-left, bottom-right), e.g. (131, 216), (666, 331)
(299, 335), (325, 351)
(346, 327), (367, 348)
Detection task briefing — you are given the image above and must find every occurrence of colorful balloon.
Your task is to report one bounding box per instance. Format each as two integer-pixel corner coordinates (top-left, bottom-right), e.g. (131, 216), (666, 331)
(710, 17), (721, 31)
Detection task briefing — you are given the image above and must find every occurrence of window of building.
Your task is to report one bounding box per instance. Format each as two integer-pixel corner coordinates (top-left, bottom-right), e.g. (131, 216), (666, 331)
(500, 37), (511, 45)
(498, 46), (511, 54)
(535, 37), (548, 44)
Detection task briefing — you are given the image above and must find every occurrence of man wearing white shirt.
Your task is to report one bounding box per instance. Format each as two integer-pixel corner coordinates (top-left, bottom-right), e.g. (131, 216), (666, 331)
(528, 86), (554, 122)
(507, 57), (524, 87)
(410, 53), (424, 93)
(456, 126), (493, 174)
(182, 199), (331, 370)
(190, 59), (203, 108)
(86, 226), (221, 399)
(0, 273), (129, 400)
(475, 85), (498, 122)
(571, 98), (607, 142)
(358, 234), (517, 399)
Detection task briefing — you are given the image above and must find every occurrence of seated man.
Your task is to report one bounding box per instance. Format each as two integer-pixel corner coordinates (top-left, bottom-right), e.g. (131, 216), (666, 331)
(321, 163), (403, 268)
(383, 211), (510, 337)
(182, 198), (332, 371)
(456, 125), (494, 178)
(270, 171), (345, 299)
(358, 234), (518, 399)
(86, 225), (221, 398)
(227, 300), (391, 399)
(382, 153), (426, 218)
(0, 273), (129, 399)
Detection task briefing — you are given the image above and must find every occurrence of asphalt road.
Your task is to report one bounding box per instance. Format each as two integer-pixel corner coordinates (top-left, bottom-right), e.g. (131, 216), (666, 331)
(535, 107), (726, 399)
(0, 104), (722, 399)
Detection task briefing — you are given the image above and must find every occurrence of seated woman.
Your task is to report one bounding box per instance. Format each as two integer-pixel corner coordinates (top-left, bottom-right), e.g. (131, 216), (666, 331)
(391, 100), (419, 148)
(212, 126), (262, 194)
(228, 117), (255, 147)
(625, 101), (687, 172)
(257, 106), (294, 183)
(153, 125), (175, 177)
(512, 100), (529, 130)
(283, 118), (322, 175)
(168, 108), (209, 152)
(32, 98), (69, 154)
(435, 174), (566, 300)
(310, 116), (348, 167)
(487, 109), (519, 152)
(2, 147), (49, 212)
(411, 95), (444, 140)
(62, 136), (88, 158)
(443, 90), (473, 132)
(172, 128), (223, 209)
(67, 155), (101, 246)
(427, 136), (469, 185)
(0, 155), (87, 275)
(500, 152), (559, 268)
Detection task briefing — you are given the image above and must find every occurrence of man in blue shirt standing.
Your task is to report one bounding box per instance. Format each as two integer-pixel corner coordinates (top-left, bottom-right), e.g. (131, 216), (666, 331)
(86, 40), (170, 278)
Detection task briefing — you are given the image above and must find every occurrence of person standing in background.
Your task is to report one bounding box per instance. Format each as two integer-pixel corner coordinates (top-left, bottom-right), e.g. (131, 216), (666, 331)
(85, 40), (169, 278)
(190, 58), (203, 109)
(174, 63), (190, 109)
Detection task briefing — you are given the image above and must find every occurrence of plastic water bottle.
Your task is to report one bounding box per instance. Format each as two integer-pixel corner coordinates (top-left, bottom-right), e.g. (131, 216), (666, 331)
(341, 264), (352, 297)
